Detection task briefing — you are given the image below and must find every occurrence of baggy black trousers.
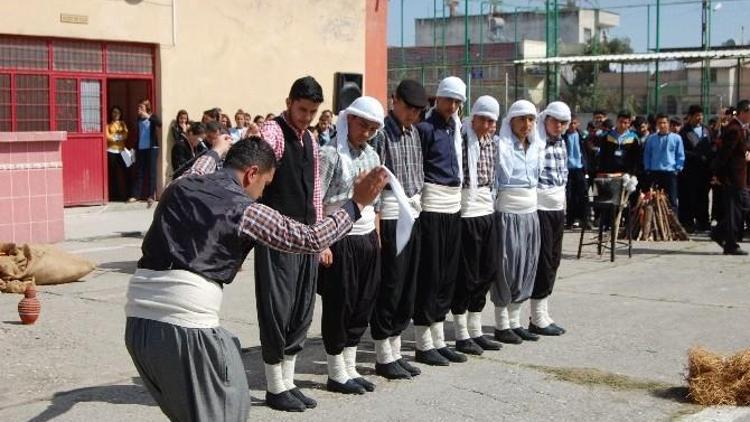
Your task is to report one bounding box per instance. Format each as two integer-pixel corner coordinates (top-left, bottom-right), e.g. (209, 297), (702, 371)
(319, 231), (381, 355)
(451, 213), (500, 314)
(413, 211), (462, 326)
(532, 210), (565, 300)
(254, 244), (318, 365)
(369, 218), (421, 340)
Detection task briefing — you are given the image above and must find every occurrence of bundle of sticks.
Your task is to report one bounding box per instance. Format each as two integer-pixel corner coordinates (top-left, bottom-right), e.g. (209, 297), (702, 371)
(625, 189), (690, 241)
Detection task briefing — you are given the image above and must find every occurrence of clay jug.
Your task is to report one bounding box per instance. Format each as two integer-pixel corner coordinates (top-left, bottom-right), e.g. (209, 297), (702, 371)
(18, 284), (40, 325)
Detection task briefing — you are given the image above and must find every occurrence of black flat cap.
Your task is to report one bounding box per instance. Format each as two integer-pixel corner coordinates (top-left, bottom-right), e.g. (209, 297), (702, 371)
(396, 80), (429, 108)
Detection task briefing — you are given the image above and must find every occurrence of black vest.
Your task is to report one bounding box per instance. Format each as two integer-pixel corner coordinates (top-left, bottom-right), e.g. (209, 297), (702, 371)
(138, 168), (255, 285)
(259, 116), (316, 224)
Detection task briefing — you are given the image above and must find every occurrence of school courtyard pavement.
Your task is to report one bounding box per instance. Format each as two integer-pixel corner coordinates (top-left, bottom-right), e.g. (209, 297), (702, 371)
(1, 203), (749, 422)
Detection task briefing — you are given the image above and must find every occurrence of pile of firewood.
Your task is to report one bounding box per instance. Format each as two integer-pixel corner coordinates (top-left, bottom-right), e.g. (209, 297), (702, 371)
(625, 189), (689, 241)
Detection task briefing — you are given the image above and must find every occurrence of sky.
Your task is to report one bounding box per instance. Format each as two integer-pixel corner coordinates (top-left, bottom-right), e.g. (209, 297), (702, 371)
(386, 0), (750, 52)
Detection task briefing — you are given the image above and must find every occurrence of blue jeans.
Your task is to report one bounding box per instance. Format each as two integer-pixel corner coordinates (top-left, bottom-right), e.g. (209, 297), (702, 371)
(132, 148), (159, 199)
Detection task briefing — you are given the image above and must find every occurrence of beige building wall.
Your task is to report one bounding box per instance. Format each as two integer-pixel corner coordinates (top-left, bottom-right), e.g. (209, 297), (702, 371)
(0, 0), (369, 186)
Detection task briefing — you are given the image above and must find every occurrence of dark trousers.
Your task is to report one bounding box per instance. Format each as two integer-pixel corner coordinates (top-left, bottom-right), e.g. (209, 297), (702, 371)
(451, 213), (499, 315)
(566, 168), (589, 226)
(125, 317), (250, 422)
(713, 187), (750, 252)
(320, 231), (381, 355)
(132, 148), (159, 199)
(678, 169), (711, 229)
(532, 210), (565, 300)
(413, 211), (462, 326)
(370, 218), (421, 340)
(107, 151), (127, 201)
(254, 245), (318, 364)
(646, 171), (679, 212)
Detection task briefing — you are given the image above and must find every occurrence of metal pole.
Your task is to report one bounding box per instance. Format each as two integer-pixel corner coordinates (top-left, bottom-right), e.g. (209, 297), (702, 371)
(433, 0), (438, 63)
(701, 0), (710, 113)
(514, 7), (519, 60)
(646, 4), (651, 114)
(442, 1), (447, 67)
(505, 72), (509, 112)
(400, 0), (405, 67)
(620, 62), (625, 111)
(465, 0), (471, 103)
(654, 0), (661, 113)
(593, 8), (600, 110)
(545, 0), (550, 104)
(737, 58), (742, 105)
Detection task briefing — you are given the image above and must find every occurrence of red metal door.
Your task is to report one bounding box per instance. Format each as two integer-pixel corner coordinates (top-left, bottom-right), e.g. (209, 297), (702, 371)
(57, 77), (107, 206)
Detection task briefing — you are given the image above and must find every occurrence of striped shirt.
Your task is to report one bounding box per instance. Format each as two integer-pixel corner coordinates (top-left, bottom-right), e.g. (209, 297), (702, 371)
(180, 151), (356, 253)
(320, 139), (381, 211)
(370, 113), (424, 199)
(539, 137), (568, 188)
(461, 132), (496, 188)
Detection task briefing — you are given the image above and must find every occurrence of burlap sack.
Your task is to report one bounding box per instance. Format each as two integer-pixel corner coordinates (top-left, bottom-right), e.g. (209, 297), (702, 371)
(0, 243), (35, 294)
(27, 244), (95, 285)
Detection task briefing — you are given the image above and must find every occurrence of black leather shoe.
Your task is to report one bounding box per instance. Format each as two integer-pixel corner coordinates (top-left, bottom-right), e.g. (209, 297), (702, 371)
(327, 378), (366, 395)
(550, 323), (567, 334)
(266, 390), (306, 412)
(472, 335), (502, 351)
(375, 361), (412, 379)
(455, 339), (483, 355)
(529, 322), (564, 336)
(513, 327), (540, 341)
(289, 387), (317, 409)
(415, 348), (450, 366)
(724, 248), (748, 255)
(494, 328), (522, 344)
(437, 346), (468, 362)
(352, 377), (375, 392)
(397, 358), (421, 377)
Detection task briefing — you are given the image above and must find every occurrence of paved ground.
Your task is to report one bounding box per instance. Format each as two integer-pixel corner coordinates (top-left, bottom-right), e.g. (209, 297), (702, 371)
(1, 203), (749, 421)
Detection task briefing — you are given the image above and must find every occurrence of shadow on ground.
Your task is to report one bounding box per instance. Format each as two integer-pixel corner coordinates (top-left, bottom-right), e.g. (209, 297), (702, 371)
(96, 261), (139, 275)
(28, 378), (156, 422)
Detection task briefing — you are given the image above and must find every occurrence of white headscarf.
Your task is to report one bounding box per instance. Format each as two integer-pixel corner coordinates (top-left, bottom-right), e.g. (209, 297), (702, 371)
(463, 95), (500, 193)
(536, 101), (571, 143)
(427, 76), (467, 183)
(496, 99), (541, 187)
(335, 96), (385, 178)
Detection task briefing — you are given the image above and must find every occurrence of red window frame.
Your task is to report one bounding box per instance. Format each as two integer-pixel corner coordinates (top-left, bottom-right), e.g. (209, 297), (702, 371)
(0, 35), (156, 133)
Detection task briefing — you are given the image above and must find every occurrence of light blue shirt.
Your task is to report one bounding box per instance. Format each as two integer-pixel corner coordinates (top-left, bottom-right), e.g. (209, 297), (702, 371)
(496, 135), (542, 189)
(692, 125), (704, 138)
(138, 118), (151, 150)
(643, 132), (685, 172)
(566, 132), (583, 169)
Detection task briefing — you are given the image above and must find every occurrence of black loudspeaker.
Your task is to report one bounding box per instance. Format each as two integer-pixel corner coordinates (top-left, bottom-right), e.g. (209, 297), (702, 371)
(333, 72), (363, 113)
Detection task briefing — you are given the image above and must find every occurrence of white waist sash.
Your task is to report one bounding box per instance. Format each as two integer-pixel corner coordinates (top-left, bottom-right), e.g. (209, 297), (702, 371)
(421, 182), (462, 214)
(125, 268), (223, 329)
(495, 187), (538, 214)
(461, 186), (495, 218)
(380, 191), (421, 220)
(537, 186), (566, 211)
(350, 205), (376, 236)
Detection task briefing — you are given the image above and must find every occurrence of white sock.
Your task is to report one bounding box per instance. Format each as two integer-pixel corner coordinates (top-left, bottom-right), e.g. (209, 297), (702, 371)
(494, 306), (510, 330)
(414, 325), (434, 351)
(453, 312), (470, 341)
(544, 297), (556, 325)
(508, 302), (523, 329)
(388, 335), (403, 361)
(374, 339), (395, 364)
(327, 353), (350, 384)
(530, 298), (551, 328)
(431, 321), (446, 349)
(281, 354), (297, 390)
(264, 363), (287, 394)
(343, 346), (361, 379)
(467, 311), (483, 338)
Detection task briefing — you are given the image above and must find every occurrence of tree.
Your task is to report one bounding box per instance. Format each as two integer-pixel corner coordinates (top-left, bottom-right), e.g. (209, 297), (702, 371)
(564, 36), (634, 112)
